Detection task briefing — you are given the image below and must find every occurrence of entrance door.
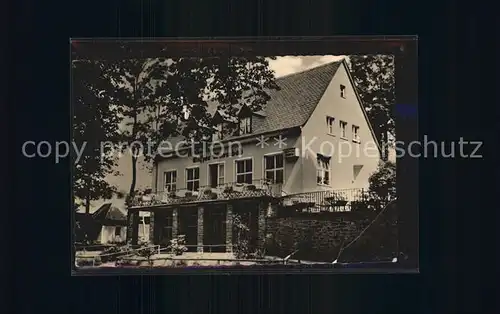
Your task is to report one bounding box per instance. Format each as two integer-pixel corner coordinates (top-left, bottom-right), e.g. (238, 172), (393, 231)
(208, 163), (224, 188)
(204, 205), (227, 252)
(178, 208), (198, 252)
(154, 211), (173, 247)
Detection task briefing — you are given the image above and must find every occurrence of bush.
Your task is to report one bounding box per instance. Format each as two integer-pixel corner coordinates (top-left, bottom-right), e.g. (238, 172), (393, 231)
(232, 213), (252, 259)
(135, 244), (157, 266)
(368, 161), (396, 205)
(169, 235), (188, 255)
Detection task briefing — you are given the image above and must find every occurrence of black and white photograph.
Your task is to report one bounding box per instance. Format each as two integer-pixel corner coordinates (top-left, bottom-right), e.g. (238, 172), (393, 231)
(70, 39), (413, 272)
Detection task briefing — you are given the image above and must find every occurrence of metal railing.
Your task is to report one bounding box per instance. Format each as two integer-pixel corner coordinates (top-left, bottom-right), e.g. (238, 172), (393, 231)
(281, 188), (374, 212)
(130, 179), (282, 208)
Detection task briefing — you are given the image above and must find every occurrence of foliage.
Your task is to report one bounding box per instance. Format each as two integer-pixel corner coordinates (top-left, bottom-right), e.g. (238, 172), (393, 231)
(169, 235), (188, 255)
(368, 161), (396, 204)
(135, 243), (157, 266)
(75, 255), (101, 267)
(348, 55), (395, 159)
(81, 50), (279, 204)
(99, 244), (132, 263)
(72, 60), (120, 213)
(232, 213), (252, 259)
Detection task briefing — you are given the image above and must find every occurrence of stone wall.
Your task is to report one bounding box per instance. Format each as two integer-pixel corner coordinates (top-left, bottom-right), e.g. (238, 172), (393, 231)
(265, 203), (398, 262)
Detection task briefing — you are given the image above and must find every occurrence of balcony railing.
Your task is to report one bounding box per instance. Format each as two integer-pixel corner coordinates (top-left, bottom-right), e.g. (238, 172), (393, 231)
(281, 188), (380, 212)
(130, 179), (283, 208)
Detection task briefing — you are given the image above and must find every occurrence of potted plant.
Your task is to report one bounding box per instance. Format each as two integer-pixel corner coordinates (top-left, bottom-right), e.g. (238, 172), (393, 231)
(210, 192), (218, 200)
(350, 200), (369, 212)
(136, 243), (157, 267)
(223, 186), (233, 194)
(326, 193), (348, 206)
(246, 185), (256, 191)
(169, 235), (188, 256)
(185, 191), (193, 197)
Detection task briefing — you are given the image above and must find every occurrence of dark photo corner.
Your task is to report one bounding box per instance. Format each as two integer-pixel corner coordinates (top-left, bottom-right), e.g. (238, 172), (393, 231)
(7, 0), (487, 313)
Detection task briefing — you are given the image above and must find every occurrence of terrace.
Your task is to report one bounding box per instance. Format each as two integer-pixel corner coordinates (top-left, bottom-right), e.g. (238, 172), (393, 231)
(129, 182), (391, 214)
(280, 188), (389, 213)
(129, 179), (283, 209)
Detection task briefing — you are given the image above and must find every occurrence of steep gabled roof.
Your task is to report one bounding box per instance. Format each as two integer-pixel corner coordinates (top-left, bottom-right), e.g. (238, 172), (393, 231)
(92, 203), (127, 222)
(255, 60), (343, 133)
(160, 61), (343, 151)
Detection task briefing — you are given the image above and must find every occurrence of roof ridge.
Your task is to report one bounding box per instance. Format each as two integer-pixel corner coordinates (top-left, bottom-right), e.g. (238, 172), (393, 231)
(275, 59), (344, 81)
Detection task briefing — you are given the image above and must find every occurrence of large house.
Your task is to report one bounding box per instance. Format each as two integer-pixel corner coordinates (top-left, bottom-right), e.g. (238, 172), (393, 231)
(126, 60), (382, 252)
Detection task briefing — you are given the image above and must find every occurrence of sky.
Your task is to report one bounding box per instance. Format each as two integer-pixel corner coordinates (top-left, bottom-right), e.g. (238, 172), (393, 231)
(81, 55), (347, 212)
(268, 55), (346, 78)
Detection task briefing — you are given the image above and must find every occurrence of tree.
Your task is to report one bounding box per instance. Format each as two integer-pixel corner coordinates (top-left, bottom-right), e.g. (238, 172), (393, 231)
(368, 161), (396, 204)
(347, 55), (395, 160)
(72, 60), (120, 214)
(104, 53), (279, 205)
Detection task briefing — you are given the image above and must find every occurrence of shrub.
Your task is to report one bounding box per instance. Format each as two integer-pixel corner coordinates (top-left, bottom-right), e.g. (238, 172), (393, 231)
(135, 243), (157, 266)
(169, 235), (188, 255)
(368, 161), (396, 205)
(232, 213), (252, 259)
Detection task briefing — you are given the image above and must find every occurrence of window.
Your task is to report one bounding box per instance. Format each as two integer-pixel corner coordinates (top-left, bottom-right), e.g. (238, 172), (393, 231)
(353, 165), (363, 181)
(264, 154), (284, 184)
(352, 125), (360, 142)
(239, 117), (252, 135)
(186, 167), (200, 192)
(115, 227), (122, 236)
(164, 171), (177, 192)
(235, 159), (253, 184)
(316, 154), (330, 185)
(326, 116), (335, 135)
(340, 85), (346, 98)
(212, 123), (223, 141)
(340, 121), (347, 138)
(208, 163), (225, 188)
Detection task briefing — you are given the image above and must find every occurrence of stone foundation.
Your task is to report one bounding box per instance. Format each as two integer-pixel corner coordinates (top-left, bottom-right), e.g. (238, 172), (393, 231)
(257, 202), (267, 251)
(172, 208), (178, 238)
(149, 212), (155, 244)
(265, 208), (398, 262)
(197, 206), (204, 252)
(225, 204), (233, 252)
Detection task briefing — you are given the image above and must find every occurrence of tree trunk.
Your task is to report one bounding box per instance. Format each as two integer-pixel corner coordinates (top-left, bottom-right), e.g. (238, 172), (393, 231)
(85, 194), (90, 214)
(381, 129), (389, 162)
(128, 154), (138, 205)
(85, 180), (91, 214)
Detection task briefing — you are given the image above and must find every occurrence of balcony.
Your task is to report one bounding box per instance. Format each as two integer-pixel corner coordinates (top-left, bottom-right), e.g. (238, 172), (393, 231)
(129, 179), (283, 209)
(281, 188), (377, 212)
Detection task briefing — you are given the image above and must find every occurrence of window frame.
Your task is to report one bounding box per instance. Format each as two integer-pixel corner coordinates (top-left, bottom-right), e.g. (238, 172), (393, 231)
(340, 84), (346, 98)
(207, 161), (225, 187)
(326, 116), (336, 135)
(185, 166), (200, 192)
(163, 170), (177, 192)
(212, 123), (224, 141)
(339, 120), (348, 139)
(234, 157), (254, 184)
(352, 125), (360, 143)
(263, 153), (285, 184)
(316, 154), (331, 186)
(239, 116), (252, 135)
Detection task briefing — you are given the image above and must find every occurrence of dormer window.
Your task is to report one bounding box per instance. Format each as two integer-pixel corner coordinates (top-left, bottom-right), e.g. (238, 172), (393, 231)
(212, 123), (223, 141)
(239, 117), (252, 135)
